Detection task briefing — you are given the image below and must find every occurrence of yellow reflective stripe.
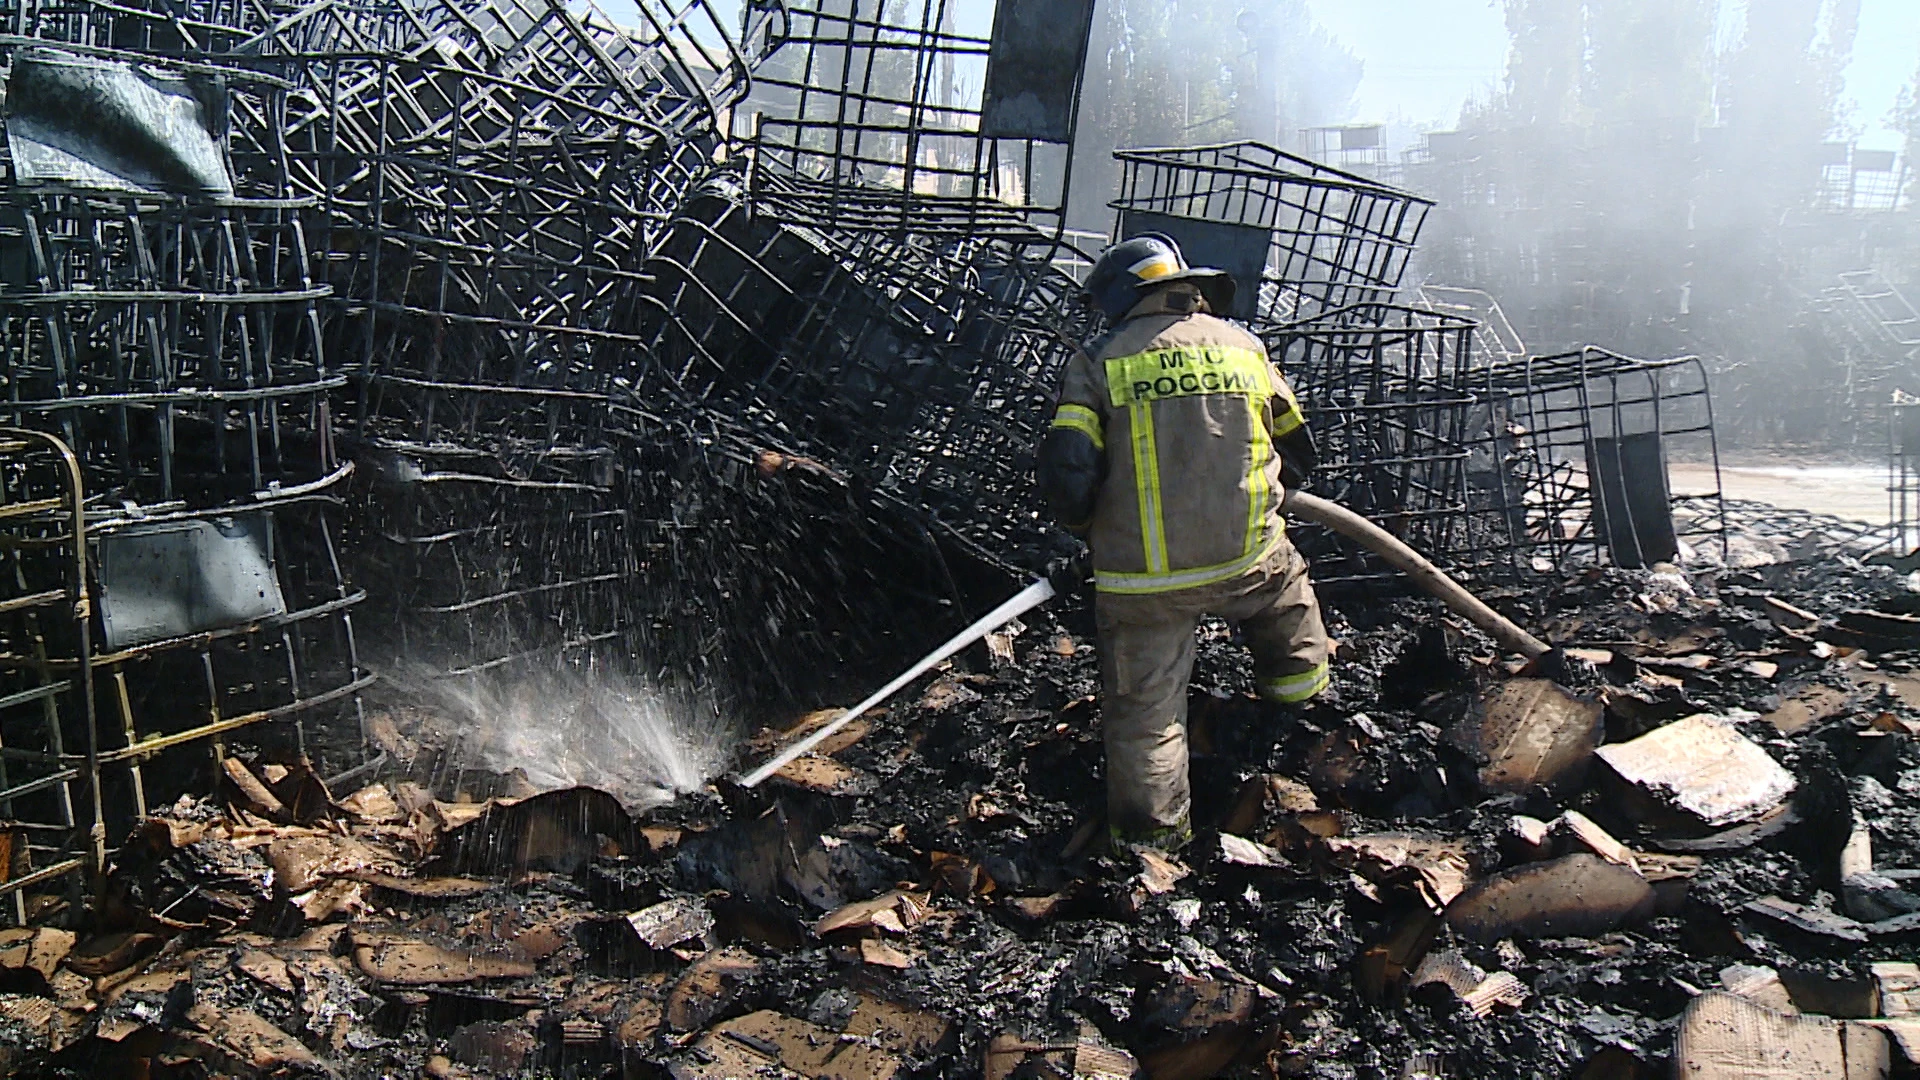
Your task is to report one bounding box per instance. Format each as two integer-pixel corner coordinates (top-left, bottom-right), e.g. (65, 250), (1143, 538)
(1130, 402), (1168, 574)
(1245, 393), (1271, 557)
(1259, 662), (1331, 704)
(1104, 345), (1273, 408)
(1271, 404), (1304, 438)
(1094, 531), (1286, 595)
(1051, 403), (1105, 451)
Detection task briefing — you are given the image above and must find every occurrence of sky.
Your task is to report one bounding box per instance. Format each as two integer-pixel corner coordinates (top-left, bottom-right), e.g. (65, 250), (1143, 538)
(595, 0), (1920, 149)
(1303, 0), (1920, 150)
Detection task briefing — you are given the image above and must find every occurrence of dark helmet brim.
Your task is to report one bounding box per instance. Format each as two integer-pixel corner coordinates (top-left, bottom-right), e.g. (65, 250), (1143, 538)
(1141, 266), (1237, 318)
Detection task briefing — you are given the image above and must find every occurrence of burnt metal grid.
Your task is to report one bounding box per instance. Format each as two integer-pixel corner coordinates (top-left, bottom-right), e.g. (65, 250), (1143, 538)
(1892, 392), (1920, 555)
(740, 0), (1093, 238)
(610, 412), (1019, 708)
(1263, 303), (1476, 587)
(629, 164), (1097, 572)
(0, 44), (370, 887)
(1110, 141), (1434, 325)
(343, 398), (631, 677)
(0, 0), (784, 684)
(1459, 348), (1727, 579)
(0, 430), (97, 927)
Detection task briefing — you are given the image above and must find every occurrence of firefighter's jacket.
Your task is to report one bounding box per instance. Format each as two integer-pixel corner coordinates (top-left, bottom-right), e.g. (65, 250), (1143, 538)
(1038, 286), (1309, 596)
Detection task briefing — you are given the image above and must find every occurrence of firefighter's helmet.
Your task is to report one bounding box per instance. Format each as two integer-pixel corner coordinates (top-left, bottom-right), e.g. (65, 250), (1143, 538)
(1083, 233), (1236, 322)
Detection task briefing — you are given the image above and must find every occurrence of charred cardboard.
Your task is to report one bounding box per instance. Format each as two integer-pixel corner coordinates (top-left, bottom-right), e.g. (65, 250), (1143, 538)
(1594, 713), (1796, 829)
(1451, 678), (1603, 794)
(1446, 854), (1655, 942)
(1674, 990), (1889, 1079)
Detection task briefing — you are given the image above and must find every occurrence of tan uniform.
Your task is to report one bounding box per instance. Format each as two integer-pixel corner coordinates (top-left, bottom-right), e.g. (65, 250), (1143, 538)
(1050, 286), (1330, 845)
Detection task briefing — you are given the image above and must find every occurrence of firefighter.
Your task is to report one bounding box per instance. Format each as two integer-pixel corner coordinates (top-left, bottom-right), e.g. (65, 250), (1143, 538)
(1038, 233), (1331, 853)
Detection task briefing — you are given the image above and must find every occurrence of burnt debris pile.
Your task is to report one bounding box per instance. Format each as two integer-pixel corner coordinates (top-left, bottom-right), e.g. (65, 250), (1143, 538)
(10, 512), (1920, 1078)
(3, 0), (1919, 1078)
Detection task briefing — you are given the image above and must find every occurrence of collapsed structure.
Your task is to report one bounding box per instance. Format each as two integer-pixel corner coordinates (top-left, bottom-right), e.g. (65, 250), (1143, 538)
(9, 2), (1920, 1079)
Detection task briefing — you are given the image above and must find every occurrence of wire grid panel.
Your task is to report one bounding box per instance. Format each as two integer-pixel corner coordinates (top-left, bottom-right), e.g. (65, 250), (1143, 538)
(344, 405), (632, 678)
(1111, 142), (1433, 325)
(1461, 348), (1727, 578)
(0, 35), (370, 854)
(631, 168), (1096, 570)
(611, 414), (1012, 708)
(1891, 393), (1920, 554)
(0, 432), (94, 927)
(0, 191), (342, 508)
(1264, 304), (1476, 586)
(742, 0), (1093, 236)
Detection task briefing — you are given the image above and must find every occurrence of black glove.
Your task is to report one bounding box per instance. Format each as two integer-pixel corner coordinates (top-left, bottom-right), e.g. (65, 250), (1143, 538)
(1045, 549), (1092, 598)
(1277, 424), (1319, 490)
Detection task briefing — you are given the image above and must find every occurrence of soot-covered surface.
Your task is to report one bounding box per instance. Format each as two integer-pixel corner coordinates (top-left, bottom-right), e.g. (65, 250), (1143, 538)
(10, 511), (1920, 1079)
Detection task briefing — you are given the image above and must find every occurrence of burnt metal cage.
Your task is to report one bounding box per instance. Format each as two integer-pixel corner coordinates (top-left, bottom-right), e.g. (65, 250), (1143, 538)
(0, 431), (95, 927)
(1264, 304), (1476, 586)
(741, 0), (1097, 237)
(630, 167), (1096, 576)
(0, 19), (371, 888)
(1111, 141), (1434, 326)
(1459, 348), (1728, 579)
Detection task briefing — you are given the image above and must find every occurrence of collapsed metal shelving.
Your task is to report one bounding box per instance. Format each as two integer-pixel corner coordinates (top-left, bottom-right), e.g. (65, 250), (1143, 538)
(0, 18), (372, 922)
(1110, 141), (1434, 325)
(1265, 304), (1477, 586)
(1459, 348), (1728, 579)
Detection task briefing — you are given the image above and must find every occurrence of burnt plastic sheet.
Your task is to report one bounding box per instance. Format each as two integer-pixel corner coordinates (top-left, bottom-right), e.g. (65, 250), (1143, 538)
(5, 49), (232, 196)
(980, 0), (1097, 142)
(1116, 209), (1271, 322)
(95, 515), (287, 649)
(1588, 432), (1679, 569)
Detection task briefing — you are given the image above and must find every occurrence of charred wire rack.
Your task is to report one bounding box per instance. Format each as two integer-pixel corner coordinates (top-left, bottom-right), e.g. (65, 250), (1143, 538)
(741, 0), (1096, 238)
(1458, 348), (1728, 579)
(630, 167), (1095, 581)
(1892, 392), (1920, 554)
(0, 26), (371, 892)
(1109, 141), (1433, 326)
(0, 431), (95, 926)
(1264, 304), (1476, 587)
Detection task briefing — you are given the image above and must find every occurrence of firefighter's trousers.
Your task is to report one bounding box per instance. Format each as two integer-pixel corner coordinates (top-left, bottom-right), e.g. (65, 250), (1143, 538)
(1094, 540), (1330, 846)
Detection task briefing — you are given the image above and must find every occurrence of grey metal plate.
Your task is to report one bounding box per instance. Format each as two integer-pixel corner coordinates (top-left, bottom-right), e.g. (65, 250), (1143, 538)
(1116, 210), (1270, 322)
(980, 0), (1097, 142)
(97, 515), (287, 649)
(5, 48), (232, 196)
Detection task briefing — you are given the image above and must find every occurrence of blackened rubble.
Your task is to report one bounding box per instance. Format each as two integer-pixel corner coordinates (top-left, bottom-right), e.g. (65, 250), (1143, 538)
(7, 508), (1920, 1079)
(2, 0), (1920, 1077)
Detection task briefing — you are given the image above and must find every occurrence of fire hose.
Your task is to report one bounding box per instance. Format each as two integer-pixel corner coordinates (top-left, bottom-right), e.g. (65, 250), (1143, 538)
(741, 490), (1551, 787)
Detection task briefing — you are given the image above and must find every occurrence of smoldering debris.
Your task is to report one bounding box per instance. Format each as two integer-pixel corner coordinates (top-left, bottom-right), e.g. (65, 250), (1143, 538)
(8, 508), (1920, 1079)
(3, 0), (1920, 1078)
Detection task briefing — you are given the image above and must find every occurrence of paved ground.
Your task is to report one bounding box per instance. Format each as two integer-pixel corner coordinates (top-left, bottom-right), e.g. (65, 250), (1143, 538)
(1670, 457), (1890, 524)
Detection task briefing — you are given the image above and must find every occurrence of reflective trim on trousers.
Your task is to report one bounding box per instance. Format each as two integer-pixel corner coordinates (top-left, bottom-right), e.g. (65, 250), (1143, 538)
(1259, 661), (1331, 704)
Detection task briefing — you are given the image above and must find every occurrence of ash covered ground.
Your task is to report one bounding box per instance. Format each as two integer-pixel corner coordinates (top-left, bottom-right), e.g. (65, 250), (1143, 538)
(7, 507), (1920, 1079)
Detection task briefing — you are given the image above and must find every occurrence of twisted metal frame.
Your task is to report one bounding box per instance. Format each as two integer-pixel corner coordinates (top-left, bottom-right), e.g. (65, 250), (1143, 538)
(1460, 348), (1728, 578)
(1265, 303), (1476, 586)
(1111, 141), (1433, 325)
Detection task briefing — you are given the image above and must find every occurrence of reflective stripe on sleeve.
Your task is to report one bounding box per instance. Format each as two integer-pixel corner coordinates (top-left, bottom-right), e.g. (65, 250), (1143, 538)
(1245, 393), (1272, 556)
(1051, 403), (1105, 451)
(1258, 662), (1331, 704)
